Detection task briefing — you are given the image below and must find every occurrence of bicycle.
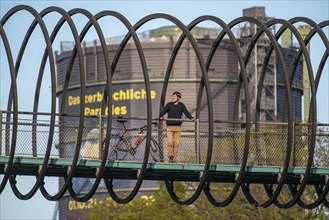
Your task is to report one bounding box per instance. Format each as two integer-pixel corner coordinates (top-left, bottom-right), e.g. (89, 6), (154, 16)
(108, 119), (163, 162)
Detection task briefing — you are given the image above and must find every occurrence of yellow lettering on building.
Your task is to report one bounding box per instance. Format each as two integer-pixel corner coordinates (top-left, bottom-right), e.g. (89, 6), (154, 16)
(68, 96), (80, 106)
(151, 90), (156, 99)
(111, 89), (156, 101)
(113, 92), (119, 101)
(97, 92), (104, 102)
(84, 106), (127, 116)
(134, 91), (141, 99)
(120, 106), (127, 115)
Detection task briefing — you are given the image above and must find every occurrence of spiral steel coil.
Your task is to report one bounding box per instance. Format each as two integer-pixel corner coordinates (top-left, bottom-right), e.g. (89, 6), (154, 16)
(1, 5), (329, 208)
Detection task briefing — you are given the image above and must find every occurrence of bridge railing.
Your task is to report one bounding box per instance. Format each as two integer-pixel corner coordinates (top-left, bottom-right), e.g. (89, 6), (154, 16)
(1, 111), (329, 168)
(0, 111), (61, 158)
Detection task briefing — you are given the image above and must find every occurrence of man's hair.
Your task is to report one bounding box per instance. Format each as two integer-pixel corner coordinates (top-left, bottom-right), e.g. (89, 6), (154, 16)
(172, 91), (181, 98)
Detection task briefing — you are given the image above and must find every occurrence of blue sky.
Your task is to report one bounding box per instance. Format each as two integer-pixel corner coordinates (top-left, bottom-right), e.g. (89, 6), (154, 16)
(1, 0), (329, 219)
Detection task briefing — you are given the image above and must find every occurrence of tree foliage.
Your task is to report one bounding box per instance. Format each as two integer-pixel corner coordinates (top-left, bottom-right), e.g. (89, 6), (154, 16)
(82, 181), (328, 220)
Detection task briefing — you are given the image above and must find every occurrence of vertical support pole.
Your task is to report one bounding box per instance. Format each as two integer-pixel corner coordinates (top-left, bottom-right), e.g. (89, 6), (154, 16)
(158, 120), (164, 162)
(75, 128), (78, 158)
(292, 121), (295, 166)
(32, 114), (37, 157)
(255, 122), (259, 165)
(98, 114), (103, 160)
(233, 127), (239, 164)
(5, 112), (10, 156)
(58, 117), (64, 158)
(0, 111), (2, 156)
(195, 119), (200, 164)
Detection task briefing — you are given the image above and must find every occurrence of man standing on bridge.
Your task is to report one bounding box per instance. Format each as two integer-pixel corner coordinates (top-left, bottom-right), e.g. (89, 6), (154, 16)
(159, 91), (194, 162)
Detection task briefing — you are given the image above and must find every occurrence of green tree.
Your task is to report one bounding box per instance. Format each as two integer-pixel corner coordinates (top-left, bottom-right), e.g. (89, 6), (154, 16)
(85, 181), (324, 220)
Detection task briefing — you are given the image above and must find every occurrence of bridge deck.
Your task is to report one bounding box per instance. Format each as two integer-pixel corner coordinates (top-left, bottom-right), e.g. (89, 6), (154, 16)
(1, 156), (328, 185)
(1, 114), (329, 187)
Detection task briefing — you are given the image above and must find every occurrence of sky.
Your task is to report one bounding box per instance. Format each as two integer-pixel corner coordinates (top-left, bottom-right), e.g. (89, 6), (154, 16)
(0, 0), (329, 219)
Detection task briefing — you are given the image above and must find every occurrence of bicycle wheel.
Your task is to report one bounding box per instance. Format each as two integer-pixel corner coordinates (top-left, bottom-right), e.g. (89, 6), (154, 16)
(108, 136), (130, 160)
(150, 138), (163, 162)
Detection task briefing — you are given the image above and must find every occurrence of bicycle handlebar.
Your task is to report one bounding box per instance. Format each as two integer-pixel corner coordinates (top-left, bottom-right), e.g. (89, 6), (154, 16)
(139, 121), (159, 133)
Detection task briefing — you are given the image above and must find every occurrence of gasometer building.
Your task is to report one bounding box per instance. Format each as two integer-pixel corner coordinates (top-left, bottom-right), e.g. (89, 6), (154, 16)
(55, 11), (305, 219)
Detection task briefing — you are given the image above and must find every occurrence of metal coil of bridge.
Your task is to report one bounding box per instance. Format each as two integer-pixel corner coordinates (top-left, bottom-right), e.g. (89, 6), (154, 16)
(1, 5), (329, 209)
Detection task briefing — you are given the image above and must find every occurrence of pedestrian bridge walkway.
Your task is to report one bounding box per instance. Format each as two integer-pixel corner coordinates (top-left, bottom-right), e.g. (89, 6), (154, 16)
(1, 5), (329, 208)
(1, 111), (329, 208)
(1, 157), (329, 183)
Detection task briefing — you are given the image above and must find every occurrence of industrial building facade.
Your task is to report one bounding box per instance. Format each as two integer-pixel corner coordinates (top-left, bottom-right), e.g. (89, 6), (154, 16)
(56, 31), (240, 122)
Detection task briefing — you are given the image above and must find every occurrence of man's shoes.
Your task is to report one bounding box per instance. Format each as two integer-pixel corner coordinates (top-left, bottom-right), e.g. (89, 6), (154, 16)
(169, 156), (174, 162)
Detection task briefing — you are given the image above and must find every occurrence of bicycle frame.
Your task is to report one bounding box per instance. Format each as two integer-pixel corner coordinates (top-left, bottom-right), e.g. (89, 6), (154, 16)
(109, 120), (162, 161)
